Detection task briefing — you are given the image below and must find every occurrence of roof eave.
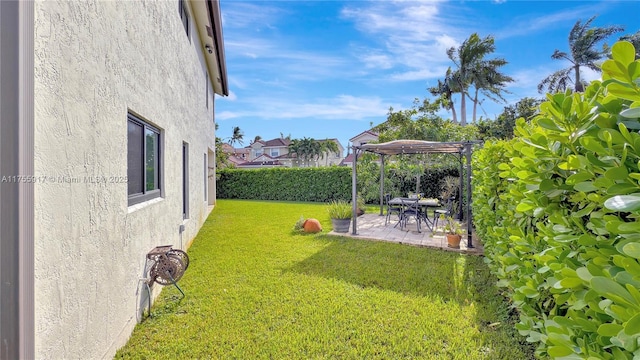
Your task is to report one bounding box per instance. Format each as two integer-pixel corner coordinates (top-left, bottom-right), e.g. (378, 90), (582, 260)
(190, 0), (229, 96)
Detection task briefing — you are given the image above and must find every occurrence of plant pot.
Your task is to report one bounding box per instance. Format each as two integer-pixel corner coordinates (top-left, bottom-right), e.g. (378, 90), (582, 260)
(446, 234), (462, 249)
(357, 208), (365, 217)
(331, 218), (352, 233)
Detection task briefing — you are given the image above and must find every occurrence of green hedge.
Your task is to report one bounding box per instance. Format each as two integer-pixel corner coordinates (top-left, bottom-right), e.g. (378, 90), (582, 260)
(216, 167), (352, 202)
(472, 41), (640, 359)
(217, 164), (459, 204)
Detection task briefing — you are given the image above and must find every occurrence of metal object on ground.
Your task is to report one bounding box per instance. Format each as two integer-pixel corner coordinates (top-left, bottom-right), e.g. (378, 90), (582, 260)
(146, 245), (189, 297)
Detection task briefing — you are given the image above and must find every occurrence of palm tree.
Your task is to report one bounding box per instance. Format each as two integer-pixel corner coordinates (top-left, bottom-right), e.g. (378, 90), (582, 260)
(228, 126), (244, 147)
(319, 139), (339, 166)
(250, 135), (262, 145)
(445, 33), (511, 125)
(467, 58), (514, 123)
(429, 68), (459, 123)
(538, 16), (624, 93)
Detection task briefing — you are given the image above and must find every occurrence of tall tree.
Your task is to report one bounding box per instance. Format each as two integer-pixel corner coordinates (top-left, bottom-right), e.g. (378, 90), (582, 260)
(443, 33), (512, 125)
(250, 135), (262, 145)
(538, 16), (624, 93)
(477, 97), (542, 140)
(228, 126), (244, 146)
(429, 68), (459, 124)
(466, 58), (514, 123)
(288, 137), (321, 167)
(319, 139), (339, 166)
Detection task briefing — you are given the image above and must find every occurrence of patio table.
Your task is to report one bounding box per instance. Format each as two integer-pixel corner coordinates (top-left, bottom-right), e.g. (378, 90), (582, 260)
(388, 197), (440, 232)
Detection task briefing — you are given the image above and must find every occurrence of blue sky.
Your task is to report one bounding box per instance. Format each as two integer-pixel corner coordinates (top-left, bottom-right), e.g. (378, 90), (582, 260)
(215, 0), (639, 150)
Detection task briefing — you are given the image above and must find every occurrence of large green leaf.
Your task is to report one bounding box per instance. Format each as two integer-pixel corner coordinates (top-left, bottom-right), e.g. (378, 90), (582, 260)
(591, 276), (636, 306)
(621, 243), (640, 259)
(598, 323), (624, 336)
(608, 83), (640, 102)
(604, 194), (640, 211)
(605, 166), (629, 180)
(620, 107), (640, 119)
(612, 41), (637, 67)
(624, 313), (640, 335)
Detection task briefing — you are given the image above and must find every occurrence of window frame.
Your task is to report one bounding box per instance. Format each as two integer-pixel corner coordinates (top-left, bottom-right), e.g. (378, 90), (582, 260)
(127, 113), (162, 206)
(182, 142), (189, 219)
(178, 0), (190, 40)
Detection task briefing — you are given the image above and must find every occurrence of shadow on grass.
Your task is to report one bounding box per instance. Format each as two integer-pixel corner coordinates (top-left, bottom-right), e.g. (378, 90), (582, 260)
(286, 235), (537, 358)
(287, 235), (487, 304)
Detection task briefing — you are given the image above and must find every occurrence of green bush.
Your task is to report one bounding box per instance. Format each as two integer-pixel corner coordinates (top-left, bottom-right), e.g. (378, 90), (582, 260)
(473, 41), (640, 358)
(217, 163), (459, 204)
(217, 167), (352, 202)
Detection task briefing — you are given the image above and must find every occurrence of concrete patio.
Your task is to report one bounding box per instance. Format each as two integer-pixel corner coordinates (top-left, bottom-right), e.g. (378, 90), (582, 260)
(328, 213), (484, 255)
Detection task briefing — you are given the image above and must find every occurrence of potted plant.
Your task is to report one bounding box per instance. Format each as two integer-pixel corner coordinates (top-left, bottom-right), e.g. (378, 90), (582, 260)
(327, 200), (353, 233)
(443, 216), (464, 248)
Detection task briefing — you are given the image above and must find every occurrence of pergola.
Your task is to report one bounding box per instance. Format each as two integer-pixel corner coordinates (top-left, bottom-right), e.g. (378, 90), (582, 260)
(350, 139), (482, 248)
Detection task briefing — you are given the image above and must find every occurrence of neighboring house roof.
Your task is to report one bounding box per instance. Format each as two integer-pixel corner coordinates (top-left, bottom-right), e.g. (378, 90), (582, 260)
(190, 0), (228, 96)
(221, 143), (234, 153)
(340, 153), (355, 166)
(227, 155), (247, 165)
(263, 138), (291, 147)
(349, 130), (378, 143)
(237, 160), (284, 168)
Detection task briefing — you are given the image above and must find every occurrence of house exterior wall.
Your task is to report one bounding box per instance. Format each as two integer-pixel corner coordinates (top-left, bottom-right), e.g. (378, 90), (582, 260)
(33, 1), (216, 358)
(350, 132), (378, 147)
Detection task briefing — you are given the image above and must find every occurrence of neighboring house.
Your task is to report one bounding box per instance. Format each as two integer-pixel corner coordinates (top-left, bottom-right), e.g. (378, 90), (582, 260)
(236, 155), (286, 169)
(247, 137), (292, 162)
(349, 130), (379, 147)
(221, 143), (249, 161)
(340, 153), (356, 167)
(316, 138), (345, 167)
(1, 1), (227, 359)
(230, 137), (344, 168)
(341, 130), (379, 166)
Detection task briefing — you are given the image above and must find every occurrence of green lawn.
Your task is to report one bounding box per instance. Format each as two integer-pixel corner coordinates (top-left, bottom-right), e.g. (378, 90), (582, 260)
(115, 200), (534, 359)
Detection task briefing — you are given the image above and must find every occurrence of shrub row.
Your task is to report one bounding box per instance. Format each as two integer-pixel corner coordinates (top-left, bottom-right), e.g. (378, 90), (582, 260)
(216, 167), (352, 202)
(217, 163), (459, 204)
(472, 42), (640, 359)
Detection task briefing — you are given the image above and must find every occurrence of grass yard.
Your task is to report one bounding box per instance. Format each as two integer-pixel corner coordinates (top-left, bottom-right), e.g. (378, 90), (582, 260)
(115, 200), (534, 359)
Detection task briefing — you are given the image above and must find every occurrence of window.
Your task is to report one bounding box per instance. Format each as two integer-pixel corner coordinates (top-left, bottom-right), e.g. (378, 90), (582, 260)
(178, 0), (190, 39)
(270, 149), (279, 157)
(255, 150), (262, 157)
(182, 142), (189, 219)
(128, 113), (162, 205)
(203, 153), (207, 201)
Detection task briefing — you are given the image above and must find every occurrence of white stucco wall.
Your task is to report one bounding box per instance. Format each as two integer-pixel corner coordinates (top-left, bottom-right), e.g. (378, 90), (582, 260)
(33, 1), (216, 358)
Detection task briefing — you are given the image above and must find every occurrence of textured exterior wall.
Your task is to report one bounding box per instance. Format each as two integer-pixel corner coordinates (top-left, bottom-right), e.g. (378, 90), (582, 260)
(33, 1), (216, 358)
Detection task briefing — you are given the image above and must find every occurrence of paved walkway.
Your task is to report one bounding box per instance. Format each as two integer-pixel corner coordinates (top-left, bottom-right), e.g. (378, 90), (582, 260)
(328, 213), (484, 255)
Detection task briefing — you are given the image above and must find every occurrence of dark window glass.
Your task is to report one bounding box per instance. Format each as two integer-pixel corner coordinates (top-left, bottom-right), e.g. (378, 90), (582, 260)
(179, 0), (190, 38)
(145, 129), (158, 191)
(127, 121), (144, 195)
(128, 114), (161, 205)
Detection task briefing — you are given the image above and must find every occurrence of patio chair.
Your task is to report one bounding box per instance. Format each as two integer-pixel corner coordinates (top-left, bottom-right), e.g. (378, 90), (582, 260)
(400, 197), (422, 232)
(433, 197), (455, 232)
(385, 194), (402, 226)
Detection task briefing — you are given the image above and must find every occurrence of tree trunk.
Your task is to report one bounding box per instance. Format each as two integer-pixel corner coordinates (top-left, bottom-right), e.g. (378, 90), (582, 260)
(450, 102), (458, 124)
(574, 65), (583, 92)
(472, 88), (479, 124)
(460, 92), (467, 126)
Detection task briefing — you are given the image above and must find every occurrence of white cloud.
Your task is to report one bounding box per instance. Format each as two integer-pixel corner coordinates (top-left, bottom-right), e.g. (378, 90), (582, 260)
(340, 1), (465, 81)
(217, 95), (396, 122)
(494, 4), (603, 40)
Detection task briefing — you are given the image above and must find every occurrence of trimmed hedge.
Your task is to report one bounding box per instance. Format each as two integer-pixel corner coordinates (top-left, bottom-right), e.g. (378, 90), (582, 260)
(472, 42), (640, 359)
(217, 164), (460, 204)
(216, 167), (352, 202)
